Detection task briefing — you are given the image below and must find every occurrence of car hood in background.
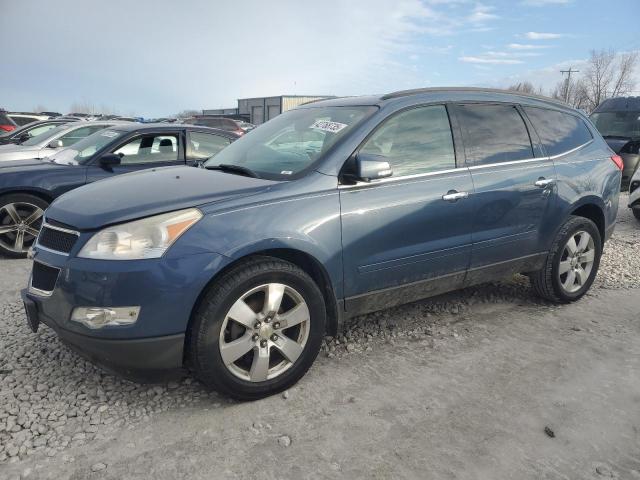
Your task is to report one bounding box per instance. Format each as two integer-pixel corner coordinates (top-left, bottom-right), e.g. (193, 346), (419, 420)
(46, 166), (275, 230)
(0, 144), (46, 162)
(604, 137), (635, 154)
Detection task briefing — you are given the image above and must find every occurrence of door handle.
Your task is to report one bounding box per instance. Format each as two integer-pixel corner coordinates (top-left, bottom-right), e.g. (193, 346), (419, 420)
(442, 190), (469, 202)
(534, 178), (555, 188)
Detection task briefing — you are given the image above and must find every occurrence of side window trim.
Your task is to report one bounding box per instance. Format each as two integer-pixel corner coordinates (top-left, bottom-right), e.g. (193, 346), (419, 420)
(342, 103), (460, 185)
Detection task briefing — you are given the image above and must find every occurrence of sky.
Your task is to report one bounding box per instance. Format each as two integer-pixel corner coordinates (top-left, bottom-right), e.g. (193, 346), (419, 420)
(1, 0), (639, 117)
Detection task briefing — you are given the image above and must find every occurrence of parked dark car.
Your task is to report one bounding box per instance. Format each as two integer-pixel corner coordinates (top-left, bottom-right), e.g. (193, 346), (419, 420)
(0, 109), (17, 132)
(186, 116), (250, 135)
(23, 88), (620, 400)
(0, 124), (237, 257)
(629, 167), (640, 221)
(590, 97), (640, 188)
(0, 119), (73, 145)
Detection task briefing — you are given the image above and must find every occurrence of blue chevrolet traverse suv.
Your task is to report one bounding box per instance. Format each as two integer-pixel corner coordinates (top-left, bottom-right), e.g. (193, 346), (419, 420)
(23, 88), (621, 400)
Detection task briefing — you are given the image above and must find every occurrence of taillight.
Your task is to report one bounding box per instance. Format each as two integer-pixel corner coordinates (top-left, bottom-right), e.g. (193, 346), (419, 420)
(234, 129), (245, 136)
(0, 125), (15, 132)
(611, 155), (624, 170)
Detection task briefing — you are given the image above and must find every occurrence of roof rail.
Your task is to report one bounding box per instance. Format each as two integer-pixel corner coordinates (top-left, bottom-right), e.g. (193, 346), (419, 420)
(381, 86), (569, 107)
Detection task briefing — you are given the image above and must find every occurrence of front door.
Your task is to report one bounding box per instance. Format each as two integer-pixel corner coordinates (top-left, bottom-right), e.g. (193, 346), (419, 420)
(451, 103), (557, 281)
(86, 131), (185, 183)
(339, 104), (475, 315)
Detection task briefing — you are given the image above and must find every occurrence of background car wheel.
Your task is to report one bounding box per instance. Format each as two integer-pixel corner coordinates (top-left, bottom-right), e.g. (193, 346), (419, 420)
(633, 208), (640, 222)
(0, 193), (48, 258)
(188, 256), (326, 400)
(531, 215), (602, 303)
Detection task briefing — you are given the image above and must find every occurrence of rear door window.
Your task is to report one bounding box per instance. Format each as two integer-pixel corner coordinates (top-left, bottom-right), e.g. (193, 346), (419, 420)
(525, 107), (593, 156)
(455, 104), (534, 165)
(187, 132), (231, 159)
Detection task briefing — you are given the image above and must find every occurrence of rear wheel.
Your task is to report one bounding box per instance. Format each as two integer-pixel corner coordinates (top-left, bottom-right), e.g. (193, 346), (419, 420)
(531, 215), (601, 303)
(633, 207), (640, 222)
(188, 256), (326, 400)
(0, 193), (47, 258)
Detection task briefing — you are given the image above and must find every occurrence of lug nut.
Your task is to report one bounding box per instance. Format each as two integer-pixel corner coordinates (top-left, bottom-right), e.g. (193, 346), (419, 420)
(271, 334), (279, 341)
(252, 334), (259, 342)
(260, 339), (268, 348)
(273, 322), (280, 329)
(254, 321), (262, 329)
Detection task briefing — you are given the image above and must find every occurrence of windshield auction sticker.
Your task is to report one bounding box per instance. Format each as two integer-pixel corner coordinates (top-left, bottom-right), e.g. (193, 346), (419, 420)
(310, 120), (348, 133)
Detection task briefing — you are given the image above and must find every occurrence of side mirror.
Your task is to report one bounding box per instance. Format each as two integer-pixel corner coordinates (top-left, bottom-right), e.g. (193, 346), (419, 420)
(355, 152), (393, 182)
(18, 133), (31, 143)
(47, 139), (63, 149)
(99, 153), (122, 167)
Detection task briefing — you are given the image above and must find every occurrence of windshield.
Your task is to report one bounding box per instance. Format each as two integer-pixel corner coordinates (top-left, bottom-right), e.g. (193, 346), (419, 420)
(48, 129), (126, 165)
(590, 111), (640, 139)
(21, 124), (71, 146)
(204, 106), (375, 179)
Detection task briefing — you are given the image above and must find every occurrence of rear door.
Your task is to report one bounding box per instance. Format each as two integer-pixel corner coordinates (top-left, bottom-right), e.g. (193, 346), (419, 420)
(340, 104), (475, 314)
(451, 103), (557, 281)
(86, 130), (185, 183)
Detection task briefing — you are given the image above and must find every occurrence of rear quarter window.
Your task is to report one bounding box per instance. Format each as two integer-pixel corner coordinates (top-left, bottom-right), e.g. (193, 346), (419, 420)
(524, 107), (592, 157)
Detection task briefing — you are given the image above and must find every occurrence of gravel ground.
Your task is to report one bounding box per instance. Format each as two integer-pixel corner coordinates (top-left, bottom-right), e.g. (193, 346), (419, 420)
(0, 195), (639, 479)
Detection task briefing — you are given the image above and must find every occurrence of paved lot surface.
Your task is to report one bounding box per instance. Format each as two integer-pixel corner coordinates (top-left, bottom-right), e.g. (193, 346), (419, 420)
(1, 196), (639, 480)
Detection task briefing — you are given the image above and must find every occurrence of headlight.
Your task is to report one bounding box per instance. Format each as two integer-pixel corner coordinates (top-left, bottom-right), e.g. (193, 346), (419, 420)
(78, 208), (202, 260)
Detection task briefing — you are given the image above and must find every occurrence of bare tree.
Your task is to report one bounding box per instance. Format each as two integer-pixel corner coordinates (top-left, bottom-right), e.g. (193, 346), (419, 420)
(581, 49), (638, 111)
(551, 77), (589, 110)
(175, 109), (200, 119)
(507, 81), (543, 95)
(32, 104), (49, 113)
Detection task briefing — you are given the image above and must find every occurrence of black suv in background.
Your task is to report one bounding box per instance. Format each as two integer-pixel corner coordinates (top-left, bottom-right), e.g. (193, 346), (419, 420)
(590, 97), (640, 188)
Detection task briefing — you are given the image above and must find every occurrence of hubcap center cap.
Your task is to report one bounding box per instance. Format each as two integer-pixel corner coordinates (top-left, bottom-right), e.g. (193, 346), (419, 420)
(258, 323), (274, 339)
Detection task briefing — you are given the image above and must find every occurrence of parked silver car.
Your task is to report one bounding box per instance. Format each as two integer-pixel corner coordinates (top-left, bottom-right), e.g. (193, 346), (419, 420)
(0, 121), (122, 162)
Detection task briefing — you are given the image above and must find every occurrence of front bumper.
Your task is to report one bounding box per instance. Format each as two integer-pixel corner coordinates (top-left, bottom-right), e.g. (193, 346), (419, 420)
(23, 289), (184, 380)
(25, 248), (229, 380)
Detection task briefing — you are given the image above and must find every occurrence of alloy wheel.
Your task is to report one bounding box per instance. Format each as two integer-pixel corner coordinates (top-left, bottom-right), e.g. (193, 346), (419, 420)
(0, 202), (43, 254)
(558, 230), (595, 293)
(219, 283), (310, 382)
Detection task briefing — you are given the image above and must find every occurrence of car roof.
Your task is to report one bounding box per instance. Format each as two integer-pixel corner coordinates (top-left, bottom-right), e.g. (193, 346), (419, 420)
(592, 96), (640, 113)
(302, 87), (574, 112)
(108, 122), (240, 138)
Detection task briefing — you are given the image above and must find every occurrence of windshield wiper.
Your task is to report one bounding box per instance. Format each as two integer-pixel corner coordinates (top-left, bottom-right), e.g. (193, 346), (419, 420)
(205, 163), (260, 178)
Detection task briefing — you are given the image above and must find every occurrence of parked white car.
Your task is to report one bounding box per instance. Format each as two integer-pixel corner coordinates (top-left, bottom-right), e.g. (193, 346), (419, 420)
(0, 121), (122, 162)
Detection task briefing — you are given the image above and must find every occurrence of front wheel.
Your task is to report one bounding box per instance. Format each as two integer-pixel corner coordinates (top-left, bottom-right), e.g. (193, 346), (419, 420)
(632, 207), (640, 223)
(531, 216), (602, 303)
(0, 193), (48, 258)
(188, 256), (326, 400)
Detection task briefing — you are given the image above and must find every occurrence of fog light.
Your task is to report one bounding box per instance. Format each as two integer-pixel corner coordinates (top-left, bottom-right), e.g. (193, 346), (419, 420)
(70, 307), (140, 329)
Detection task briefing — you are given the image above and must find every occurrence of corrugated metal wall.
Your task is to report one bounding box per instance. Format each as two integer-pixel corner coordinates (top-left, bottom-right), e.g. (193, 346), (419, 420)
(237, 95), (332, 125)
(281, 96), (327, 112)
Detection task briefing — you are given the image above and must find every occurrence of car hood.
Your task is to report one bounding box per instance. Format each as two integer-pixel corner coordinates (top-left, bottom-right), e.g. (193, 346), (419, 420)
(0, 158), (63, 173)
(604, 137), (634, 154)
(0, 145), (43, 161)
(47, 166), (276, 230)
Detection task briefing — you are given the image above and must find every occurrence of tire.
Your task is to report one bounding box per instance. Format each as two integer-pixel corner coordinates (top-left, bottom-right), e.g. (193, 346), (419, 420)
(188, 256), (326, 401)
(531, 215), (602, 303)
(633, 208), (640, 223)
(0, 193), (48, 258)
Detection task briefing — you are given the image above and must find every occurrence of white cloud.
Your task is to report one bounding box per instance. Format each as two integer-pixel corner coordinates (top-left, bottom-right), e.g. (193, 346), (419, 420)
(508, 43), (551, 50)
(524, 32), (567, 40)
(459, 56), (524, 65)
(520, 0), (572, 5)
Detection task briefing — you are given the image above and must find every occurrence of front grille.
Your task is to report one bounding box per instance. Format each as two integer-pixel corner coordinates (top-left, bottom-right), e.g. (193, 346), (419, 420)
(38, 224), (78, 254)
(31, 262), (60, 293)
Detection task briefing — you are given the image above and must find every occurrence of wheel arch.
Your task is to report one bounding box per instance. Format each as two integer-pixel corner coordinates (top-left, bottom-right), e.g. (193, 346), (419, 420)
(568, 197), (606, 243)
(0, 188), (54, 204)
(185, 247), (341, 365)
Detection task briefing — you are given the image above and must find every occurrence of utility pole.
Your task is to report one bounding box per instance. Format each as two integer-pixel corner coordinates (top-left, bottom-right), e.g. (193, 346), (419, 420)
(560, 67), (580, 103)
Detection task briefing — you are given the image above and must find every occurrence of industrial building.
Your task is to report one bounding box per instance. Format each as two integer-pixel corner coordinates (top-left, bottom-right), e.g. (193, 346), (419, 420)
(203, 95), (332, 125)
